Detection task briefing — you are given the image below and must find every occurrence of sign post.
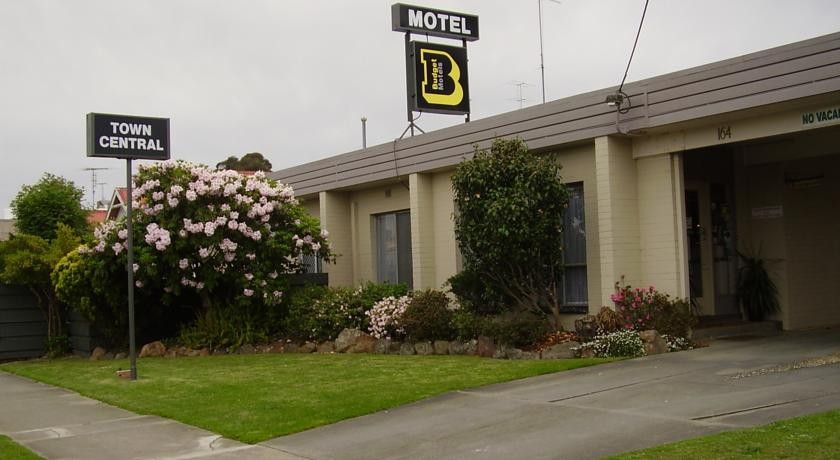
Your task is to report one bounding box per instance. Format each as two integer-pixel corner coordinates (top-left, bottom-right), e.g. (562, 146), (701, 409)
(86, 112), (170, 381)
(392, 3), (478, 135)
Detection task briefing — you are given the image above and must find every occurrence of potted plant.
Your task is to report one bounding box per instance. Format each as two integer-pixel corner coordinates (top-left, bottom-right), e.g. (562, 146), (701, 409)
(736, 245), (781, 321)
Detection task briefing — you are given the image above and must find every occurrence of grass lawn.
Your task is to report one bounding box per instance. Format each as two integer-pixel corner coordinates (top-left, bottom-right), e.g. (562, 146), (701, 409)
(0, 435), (42, 460)
(1, 354), (609, 444)
(609, 409), (840, 459)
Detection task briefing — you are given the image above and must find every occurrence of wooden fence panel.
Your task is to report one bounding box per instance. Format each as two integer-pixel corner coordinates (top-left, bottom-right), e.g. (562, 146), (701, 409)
(0, 284), (46, 360)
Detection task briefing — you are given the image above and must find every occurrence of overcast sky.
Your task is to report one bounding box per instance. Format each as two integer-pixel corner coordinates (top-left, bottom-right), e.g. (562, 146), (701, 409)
(2, 0), (839, 216)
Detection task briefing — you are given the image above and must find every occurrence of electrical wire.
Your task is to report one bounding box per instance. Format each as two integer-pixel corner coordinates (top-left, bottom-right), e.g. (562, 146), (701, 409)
(618, 0), (650, 95)
(612, 0), (650, 115)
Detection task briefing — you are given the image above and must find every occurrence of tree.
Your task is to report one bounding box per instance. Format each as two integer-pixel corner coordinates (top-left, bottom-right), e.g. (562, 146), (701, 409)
(451, 138), (570, 328)
(216, 152), (273, 172)
(54, 160), (331, 344)
(0, 224), (79, 345)
(11, 173), (88, 240)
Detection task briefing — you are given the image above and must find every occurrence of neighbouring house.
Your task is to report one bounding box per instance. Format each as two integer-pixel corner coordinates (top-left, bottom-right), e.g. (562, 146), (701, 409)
(87, 209), (107, 225)
(106, 187), (128, 221)
(270, 32), (840, 331)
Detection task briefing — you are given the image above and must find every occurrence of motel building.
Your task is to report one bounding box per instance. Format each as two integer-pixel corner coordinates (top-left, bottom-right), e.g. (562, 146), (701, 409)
(270, 32), (840, 331)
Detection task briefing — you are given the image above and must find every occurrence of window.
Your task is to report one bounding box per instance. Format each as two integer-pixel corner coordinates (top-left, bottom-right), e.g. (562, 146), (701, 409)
(375, 210), (413, 288)
(561, 182), (587, 312)
(300, 252), (322, 274)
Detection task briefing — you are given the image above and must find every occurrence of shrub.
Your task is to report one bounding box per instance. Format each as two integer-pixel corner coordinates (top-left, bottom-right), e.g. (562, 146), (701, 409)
(491, 314), (552, 348)
(612, 279), (696, 338)
(450, 309), (493, 341)
(401, 290), (454, 341)
(594, 306), (621, 334)
(447, 270), (507, 315)
(284, 282), (410, 342)
(649, 298), (696, 338)
(577, 330), (645, 358)
(662, 334), (693, 352)
(366, 295), (411, 340)
(179, 305), (268, 349)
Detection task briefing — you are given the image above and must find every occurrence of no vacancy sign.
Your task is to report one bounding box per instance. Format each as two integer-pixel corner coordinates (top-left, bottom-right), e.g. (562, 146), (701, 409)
(86, 113), (170, 160)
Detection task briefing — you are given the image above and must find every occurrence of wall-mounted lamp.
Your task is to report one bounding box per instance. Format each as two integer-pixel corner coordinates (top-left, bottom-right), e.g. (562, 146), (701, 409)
(605, 93), (624, 108)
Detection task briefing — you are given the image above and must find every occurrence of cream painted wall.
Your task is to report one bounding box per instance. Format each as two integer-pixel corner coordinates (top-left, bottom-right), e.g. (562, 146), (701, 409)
(300, 195), (319, 221)
(431, 171), (459, 289)
(349, 182), (411, 286)
(636, 153), (687, 297)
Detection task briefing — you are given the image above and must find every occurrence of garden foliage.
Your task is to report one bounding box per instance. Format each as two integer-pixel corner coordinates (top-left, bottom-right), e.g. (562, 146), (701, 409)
(0, 224), (79, 348)
(10, 173), (89, 241)
(400, 289), (454, 342)
(53, 161), (332, 345)
(285, 282), (408, 342)
(611, 279), (696, 338)
(451, 138), (570, 328)
(576, 330), (645, 358)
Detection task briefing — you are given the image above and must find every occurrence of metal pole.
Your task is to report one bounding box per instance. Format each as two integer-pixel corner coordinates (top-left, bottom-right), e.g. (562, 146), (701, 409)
(361, 117), (367, 149)
(538, 0), (546, 104)
(126, 158), (137, 380)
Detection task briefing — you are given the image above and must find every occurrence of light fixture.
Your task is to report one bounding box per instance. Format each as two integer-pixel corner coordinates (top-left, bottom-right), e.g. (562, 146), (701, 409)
(605, 93), (624, 107)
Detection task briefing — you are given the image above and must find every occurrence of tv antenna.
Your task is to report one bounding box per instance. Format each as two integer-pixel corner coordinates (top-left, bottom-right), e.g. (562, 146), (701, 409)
(82, 167), (109, 208)
(508, 81), (533, 109)
(538, 0), (563, 104)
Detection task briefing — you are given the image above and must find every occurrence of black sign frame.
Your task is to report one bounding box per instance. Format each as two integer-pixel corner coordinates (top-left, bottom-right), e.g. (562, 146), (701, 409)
(409, 41), (470, 115)
(392, 3), (479, 41)
(86, 113), (171, 160)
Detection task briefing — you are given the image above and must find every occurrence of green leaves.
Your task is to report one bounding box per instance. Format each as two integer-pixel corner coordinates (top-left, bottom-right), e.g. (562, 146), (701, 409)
(451, 138), (570, 322)
(10, 173), (88, 241)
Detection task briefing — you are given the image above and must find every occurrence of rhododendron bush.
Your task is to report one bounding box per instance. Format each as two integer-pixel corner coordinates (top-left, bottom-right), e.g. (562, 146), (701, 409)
(53, 160), (332, 344)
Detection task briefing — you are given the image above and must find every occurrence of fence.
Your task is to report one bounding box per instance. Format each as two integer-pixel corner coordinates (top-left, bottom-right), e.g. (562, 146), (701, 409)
(0, 284), (46, 360)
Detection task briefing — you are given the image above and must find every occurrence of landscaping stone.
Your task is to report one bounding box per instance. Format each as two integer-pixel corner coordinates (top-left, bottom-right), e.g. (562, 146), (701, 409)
(640, 330), (667, 355)
(198, 348), (210, 357)
(335, 328), (367, 353)
(139, 341), (166, 358)
(464, 339), (478, 355)
(238, 344), (256, 355)
(114, 352), (127, 360)
(415, 342), (434, 355)
(477, 336), (495, 358)
(520, 351), (540, 360)
(348, 335), (376, 353)
(89, 347), (107, 361)
(574, 315), (597, 342)
(542, 341), (580, 359)
(399, 342), (416, 355)
(579, 347), (595, 359)
(297, 342), (317, 353)
(284, 343), (300, 353)
(103, 352), (115, 360)
(433, 340), (450, 355)
(269, 341), (285, 353)
(317, 341), (335, 353)
(448, 341), (467, 355)
(505, 347), (524, 360)
(375, 339), (401, 354)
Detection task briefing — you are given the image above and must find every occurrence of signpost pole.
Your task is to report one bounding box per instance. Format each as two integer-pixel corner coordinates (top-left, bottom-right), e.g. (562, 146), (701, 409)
(125, 158), (137, 381)
(404, 31), (415, 137)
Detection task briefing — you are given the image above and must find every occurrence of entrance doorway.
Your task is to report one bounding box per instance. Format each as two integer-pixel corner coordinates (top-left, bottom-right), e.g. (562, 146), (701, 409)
(684, 149), (739, 317)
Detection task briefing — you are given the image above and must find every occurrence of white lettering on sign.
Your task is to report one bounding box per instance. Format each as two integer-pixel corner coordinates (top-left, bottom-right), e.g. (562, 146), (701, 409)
(407, 8), (471, 35)
(801, 106), (840, 128)
(110, 122), (152, 136)
(99, 136), (164, 151)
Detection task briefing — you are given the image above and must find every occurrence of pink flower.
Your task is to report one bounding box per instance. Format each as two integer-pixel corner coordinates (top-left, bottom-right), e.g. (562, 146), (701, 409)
(135, 280), (143, 288)
(179, 258), (189, 269)
(243, 289), (254, 297)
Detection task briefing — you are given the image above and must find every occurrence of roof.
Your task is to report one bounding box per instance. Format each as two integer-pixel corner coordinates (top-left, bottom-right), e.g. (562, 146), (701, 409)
(87, 209), (107, 224)
(270, 31), (840, 197)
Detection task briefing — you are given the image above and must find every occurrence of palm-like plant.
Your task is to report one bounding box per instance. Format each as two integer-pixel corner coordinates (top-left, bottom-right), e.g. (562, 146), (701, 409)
(736, 245), (781, 321)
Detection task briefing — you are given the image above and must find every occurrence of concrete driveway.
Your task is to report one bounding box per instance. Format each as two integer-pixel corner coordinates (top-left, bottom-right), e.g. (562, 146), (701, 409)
(263, 330), (840, 460)
(1, 330), (838, 459)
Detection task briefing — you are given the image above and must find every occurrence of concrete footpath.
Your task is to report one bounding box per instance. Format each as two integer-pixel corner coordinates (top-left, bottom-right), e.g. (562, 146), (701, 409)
(1, 330), (839, 460)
